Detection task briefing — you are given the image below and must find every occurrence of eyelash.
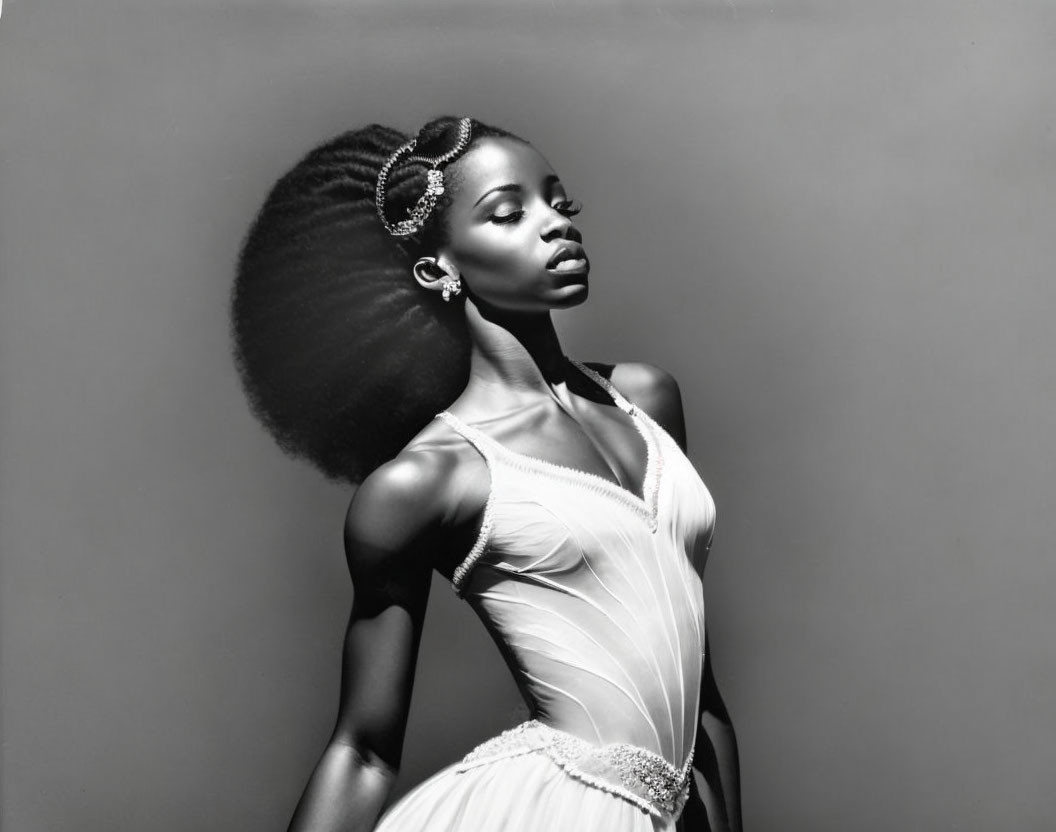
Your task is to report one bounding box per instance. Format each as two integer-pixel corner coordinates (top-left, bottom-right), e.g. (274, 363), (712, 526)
(491, 199), (583, 225)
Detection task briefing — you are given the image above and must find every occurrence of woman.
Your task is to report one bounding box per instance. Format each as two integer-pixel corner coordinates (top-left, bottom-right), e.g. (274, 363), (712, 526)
(232, 116), (741, 831)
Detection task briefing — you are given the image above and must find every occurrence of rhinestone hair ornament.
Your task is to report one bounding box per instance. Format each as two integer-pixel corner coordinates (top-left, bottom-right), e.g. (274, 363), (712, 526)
(375, 118), (473, 237)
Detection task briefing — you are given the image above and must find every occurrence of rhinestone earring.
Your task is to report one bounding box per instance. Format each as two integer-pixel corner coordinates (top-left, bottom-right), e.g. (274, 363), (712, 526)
(441, 276), (462, 302)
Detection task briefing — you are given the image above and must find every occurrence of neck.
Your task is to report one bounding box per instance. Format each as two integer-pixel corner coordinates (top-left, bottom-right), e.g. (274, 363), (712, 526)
(462, 297), (572, 401)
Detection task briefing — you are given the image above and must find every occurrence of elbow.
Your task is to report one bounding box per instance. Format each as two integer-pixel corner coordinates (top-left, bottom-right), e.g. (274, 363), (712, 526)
(701, 694), (733, 728)
(330, 728), (400, 781)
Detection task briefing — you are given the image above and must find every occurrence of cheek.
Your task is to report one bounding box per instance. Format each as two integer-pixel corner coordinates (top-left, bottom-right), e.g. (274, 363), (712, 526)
(457, 232), (537, 278)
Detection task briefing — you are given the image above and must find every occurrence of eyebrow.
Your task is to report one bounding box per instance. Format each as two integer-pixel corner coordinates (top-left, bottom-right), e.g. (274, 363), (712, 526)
(473, 174), (562, 207)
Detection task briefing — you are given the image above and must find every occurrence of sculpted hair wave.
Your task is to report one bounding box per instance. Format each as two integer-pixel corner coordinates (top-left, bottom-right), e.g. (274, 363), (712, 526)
(231, 117), (517, 484)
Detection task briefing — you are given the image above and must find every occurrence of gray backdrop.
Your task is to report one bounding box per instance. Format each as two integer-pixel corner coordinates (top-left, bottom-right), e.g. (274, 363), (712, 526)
(2, 1), (1054, 830)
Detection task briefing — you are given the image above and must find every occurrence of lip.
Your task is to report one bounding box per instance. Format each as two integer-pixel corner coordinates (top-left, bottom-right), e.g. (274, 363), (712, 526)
(546, 244), (589, 270)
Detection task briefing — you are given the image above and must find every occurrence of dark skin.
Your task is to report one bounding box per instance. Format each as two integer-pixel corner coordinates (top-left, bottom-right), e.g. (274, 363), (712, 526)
(288, 138), (741, 832)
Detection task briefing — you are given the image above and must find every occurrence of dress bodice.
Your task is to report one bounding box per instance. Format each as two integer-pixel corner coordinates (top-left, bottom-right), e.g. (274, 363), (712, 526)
(436, 361), (717, 775)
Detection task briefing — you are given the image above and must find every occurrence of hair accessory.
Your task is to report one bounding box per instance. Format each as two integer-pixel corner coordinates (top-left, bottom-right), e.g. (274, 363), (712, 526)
(440, 276), (462, 302)
(375, 118), (473, 237)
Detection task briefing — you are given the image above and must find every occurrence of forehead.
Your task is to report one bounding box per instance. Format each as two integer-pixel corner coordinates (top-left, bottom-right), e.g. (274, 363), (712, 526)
(450, 137), (558, 200)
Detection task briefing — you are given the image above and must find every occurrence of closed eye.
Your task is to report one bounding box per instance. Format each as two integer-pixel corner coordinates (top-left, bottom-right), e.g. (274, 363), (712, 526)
(490, 210), (524, 225)
(490, 198), (581, 225)
(553, 198), (583, 217)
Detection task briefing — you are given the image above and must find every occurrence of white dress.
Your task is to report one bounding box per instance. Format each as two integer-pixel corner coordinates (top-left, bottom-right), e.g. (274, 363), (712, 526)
(374, 361), (717, 831)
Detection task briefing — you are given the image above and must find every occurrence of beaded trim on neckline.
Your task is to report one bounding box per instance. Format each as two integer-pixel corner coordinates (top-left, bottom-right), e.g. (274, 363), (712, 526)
(436, 361), (664, 593)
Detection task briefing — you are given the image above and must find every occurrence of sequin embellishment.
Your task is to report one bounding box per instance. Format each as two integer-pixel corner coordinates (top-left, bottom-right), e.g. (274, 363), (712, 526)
(456, 720), (694, 819)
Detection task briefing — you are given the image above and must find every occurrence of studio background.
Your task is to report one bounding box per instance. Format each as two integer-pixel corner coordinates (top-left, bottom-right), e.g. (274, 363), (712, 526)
(2, 1), (1054, 830)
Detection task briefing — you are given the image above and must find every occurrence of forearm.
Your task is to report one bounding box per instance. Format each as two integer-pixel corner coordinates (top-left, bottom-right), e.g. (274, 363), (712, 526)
(693, 713), (742, 832)
(288, 739), (398, 832)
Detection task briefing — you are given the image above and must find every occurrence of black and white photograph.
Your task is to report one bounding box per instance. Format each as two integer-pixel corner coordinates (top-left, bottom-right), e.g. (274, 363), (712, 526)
(1, 1), (1053, 830)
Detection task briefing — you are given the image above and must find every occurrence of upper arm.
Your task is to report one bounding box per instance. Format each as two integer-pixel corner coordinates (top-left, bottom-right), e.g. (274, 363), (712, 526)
(608, 362), (688, 451)
(330, 453), (449, 770)
(699, 630), (732, 724)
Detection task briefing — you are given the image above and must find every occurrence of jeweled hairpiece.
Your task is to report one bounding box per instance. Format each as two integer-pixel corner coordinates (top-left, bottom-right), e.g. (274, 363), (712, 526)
(375, 118), (473, 237)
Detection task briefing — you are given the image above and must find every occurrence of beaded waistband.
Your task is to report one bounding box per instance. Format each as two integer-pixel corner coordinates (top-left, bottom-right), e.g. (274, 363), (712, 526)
(455, 720), (694, 818)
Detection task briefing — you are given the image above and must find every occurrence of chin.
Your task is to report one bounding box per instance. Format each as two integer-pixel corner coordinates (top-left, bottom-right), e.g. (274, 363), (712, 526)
(551, 282), (589, 308)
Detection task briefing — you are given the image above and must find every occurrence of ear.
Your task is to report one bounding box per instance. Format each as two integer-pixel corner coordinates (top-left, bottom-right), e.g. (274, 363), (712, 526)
(412, 255), (460, 294)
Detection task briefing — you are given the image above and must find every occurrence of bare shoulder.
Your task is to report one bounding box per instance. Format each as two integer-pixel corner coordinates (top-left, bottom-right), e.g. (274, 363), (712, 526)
(588, 361), (688, 450)
(343, 443), (457, 582)
(343, 415), (490, 583)
(610, 362), (683, 413)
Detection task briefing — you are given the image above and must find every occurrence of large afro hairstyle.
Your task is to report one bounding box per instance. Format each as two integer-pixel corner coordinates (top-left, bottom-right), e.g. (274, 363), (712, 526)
(231, 116), (519, 484)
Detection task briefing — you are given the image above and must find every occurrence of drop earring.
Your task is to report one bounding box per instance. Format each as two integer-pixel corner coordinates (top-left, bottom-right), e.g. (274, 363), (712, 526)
(441, 276), (462, 302)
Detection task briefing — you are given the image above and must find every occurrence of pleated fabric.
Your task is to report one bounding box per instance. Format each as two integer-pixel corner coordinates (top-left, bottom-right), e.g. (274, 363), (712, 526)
(375, 752), (675, 832)
(374, 361), (717, 831)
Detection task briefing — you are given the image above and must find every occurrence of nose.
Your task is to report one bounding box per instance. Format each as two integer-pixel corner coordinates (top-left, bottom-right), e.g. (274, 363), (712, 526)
(540, 206), (582, 243)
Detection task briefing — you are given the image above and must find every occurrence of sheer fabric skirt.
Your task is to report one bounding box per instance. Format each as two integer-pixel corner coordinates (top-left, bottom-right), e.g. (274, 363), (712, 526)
(374, 721), (687, 832)
(374, 751), (677, 832)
